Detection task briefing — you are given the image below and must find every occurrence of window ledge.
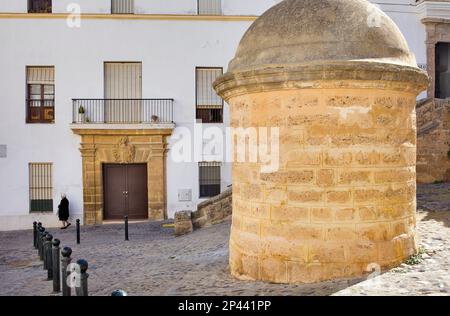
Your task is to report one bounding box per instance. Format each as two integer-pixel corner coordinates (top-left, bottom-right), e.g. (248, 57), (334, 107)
(70, 123), (175, 130)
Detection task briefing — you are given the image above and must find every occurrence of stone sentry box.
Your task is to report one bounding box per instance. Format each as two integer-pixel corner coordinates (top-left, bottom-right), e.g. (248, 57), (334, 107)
(214, 0), (429, 283)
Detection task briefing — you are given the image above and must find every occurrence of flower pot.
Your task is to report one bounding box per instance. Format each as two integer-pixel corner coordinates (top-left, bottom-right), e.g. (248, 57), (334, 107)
(78, 113), (86, 123)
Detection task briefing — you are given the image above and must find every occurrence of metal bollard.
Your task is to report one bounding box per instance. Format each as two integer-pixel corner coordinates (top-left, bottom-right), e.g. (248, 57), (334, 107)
(33, 222), (37, 248)
(36, 222), (42, 249)
(40, 230), (48, 262)
(61, 247), (72, 297)
(52, 239), (61, 293)
(124, 216), (129, 241)
(76, 219), (80, 244)
(44, 234), (53, 280)
(37, 226), (44, 258)
(75, 259), (89, 297)
(111, 290), (128, 296)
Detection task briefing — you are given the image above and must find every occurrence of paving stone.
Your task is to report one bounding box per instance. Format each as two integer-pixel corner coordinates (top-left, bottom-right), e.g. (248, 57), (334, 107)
(0, 183), (449, 296)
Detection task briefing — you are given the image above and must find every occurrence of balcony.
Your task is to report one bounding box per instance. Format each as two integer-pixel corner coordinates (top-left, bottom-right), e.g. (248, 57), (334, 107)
(72, 99), (174, 126)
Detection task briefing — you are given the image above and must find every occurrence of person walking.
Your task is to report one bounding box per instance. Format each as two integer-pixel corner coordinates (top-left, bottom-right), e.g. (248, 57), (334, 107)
(58, 193), (71, 229)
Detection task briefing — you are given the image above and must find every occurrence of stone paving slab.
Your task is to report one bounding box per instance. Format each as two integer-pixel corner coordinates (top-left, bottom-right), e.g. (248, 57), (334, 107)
(0, 183), (449, 296)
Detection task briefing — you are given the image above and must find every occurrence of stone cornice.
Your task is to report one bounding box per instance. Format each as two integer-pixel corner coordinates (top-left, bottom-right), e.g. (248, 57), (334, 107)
(214, 61), (429, 101)
(71, 126), (174, 136)
(418, 1), (450, 21)
(422, 17), (450, 24)
(0, 13), (257, 22)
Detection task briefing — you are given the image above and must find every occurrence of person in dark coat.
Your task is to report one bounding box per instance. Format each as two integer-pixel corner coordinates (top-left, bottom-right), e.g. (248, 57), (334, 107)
(58, 193), (71, 229)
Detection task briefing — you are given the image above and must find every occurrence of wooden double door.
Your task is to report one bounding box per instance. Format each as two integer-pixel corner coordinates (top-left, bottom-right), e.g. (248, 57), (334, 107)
(103, 164), (148, 220)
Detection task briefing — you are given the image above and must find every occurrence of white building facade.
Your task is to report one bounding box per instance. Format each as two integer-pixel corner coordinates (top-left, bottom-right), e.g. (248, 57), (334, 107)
(0, 0), (449, 230)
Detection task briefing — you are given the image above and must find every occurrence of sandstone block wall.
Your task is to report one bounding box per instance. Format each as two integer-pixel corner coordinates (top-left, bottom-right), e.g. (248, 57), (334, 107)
(229, 88), (419, 283)
(174, 187), (232, 236)
(192, 187), (233, 229)
(417, 98), (450, 184)
(174, 210), (193, 236)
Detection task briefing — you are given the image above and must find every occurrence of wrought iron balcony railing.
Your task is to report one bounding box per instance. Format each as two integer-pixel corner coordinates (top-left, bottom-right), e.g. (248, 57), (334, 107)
(72, 99), (174, 124)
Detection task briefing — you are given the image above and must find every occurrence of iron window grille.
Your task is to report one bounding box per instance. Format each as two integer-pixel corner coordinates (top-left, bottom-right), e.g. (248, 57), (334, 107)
(29, 163), (53, 213)
(198, 0), (222, 15)
(199, 162), (221, 198)
(196, 67), (224, 123)
(111, 0), (135, 14)
(26, 66), (55, 123)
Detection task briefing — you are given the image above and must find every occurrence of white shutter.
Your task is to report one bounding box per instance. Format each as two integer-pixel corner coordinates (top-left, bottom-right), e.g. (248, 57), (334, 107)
(198, 0), (222, 15)
(111, 0), (134, 14)
(104, 62), (142, 99)
(27, 67), (54, 85)
(104, 62), (142, 123)
(196, 68), (223, 109)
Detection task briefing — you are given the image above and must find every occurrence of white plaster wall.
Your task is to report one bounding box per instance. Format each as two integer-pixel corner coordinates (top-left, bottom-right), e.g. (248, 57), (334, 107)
(0, 0), (282, 16)
(135, 0), (198, 15)
(0, 0), (27, 13)
(0, 16), (249, 230)
(53, 0), (111, 14)
(372, 0), (428, 99)
(222, 0), (283, 15)
(0, 0), (439, 230)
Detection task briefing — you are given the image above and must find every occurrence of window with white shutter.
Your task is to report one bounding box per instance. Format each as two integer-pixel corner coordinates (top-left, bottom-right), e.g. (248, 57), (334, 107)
(111, 0), (134, 14)
(198, 0), (222, 15)
(196, 67), (223, 123)
(26, 66), (55, 123)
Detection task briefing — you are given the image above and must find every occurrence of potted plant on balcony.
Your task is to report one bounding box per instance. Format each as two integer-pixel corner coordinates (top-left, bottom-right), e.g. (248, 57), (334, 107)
(78, 105), (86, 123)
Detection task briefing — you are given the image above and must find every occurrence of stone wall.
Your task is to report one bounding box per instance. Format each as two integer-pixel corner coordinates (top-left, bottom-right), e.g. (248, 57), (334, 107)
(174, 210), (193, 236)
(174, 187), (232, 236)
(417, 98), (450, 183)
(192, 187), (233, 229)
(225, 86), (421, 283)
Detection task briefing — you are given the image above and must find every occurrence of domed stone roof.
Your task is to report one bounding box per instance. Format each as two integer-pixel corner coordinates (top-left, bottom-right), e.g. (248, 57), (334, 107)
(228, 0), (418, 72)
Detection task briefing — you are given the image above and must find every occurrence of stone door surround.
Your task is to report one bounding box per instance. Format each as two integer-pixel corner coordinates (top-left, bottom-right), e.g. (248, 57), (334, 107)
(71, 128), (173, 225)
(423, 18), (450, 98)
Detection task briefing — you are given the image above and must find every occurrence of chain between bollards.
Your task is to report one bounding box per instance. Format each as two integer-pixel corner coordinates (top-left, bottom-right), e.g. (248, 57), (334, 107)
(52, 239), (61, 293)
(61, 247), (72, 297)
(76, 219), (80, 244)
(124, 216), (129, 241)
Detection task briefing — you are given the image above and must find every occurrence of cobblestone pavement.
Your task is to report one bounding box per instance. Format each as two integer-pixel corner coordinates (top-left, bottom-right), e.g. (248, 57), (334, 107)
(0, 183), (449, 296)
